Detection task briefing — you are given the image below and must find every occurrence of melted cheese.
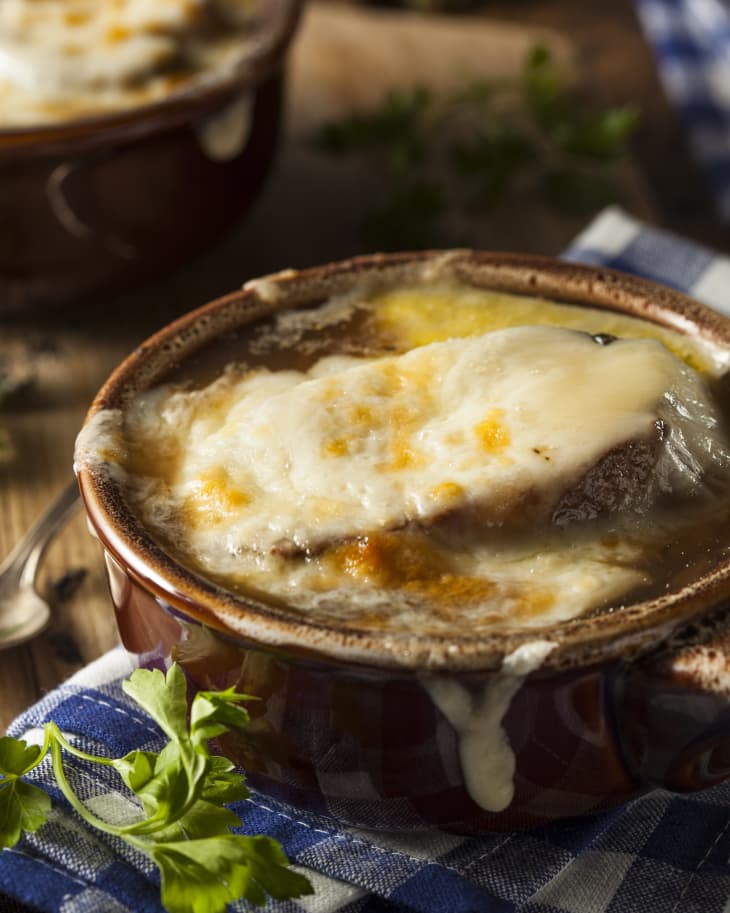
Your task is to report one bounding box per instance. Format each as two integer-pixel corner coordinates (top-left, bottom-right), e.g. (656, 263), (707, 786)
(425, 640), (556, 812)
(0, 0), (257, 125)
(76, 289), (730, 635)
(369, 284), (726, 374)
(123, 326), (726, 555)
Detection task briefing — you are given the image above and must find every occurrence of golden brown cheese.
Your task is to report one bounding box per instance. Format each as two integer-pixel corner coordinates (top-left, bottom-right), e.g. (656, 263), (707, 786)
(114, 326), (728, 558)
(75, 284), (730, 635)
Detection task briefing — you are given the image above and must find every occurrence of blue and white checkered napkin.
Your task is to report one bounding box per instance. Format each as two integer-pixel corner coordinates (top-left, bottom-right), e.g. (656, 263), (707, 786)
(636, 0), (730, 220)
(5, 207), (730, 913)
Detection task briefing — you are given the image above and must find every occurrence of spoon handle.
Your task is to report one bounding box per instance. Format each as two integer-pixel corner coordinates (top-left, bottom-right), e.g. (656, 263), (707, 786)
(0, 482), (81, 588)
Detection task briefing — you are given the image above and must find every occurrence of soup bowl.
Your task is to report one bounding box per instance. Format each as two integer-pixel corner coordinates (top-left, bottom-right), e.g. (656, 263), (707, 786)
(0, 0), (302, 313)
(75, 250), (730, 833)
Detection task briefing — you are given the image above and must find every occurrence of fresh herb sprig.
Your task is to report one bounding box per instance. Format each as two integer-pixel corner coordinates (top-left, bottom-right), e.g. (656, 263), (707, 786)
(0, 663), (313, 913)
(314, 45), (639, 249)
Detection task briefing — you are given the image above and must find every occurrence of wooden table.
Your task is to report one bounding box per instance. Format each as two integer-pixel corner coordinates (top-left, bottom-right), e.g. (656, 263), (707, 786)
(1, 0), (726, 733)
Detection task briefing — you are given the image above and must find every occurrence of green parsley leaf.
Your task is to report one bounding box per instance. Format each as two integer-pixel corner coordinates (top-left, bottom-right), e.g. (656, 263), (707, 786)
(190, 687), (252, 748)
(122, 665), (190, 745)
(112, 748), (158, 796)
(199, 754), (250, 805)
(0, 736), (45, 777)
(124, 750), (192, 830)
(236, 835), (316, 902)
(0, 735), (52, 849)
(152, 835), (314, 913)
(0, 664), (312, 912)
(121, 666), (209, 831)
(152, 797), (242, 843)
(0, 778), (51, 849)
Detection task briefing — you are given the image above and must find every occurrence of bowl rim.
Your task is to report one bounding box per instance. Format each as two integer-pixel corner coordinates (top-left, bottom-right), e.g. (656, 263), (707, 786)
(76, 249), (730, 673)
(0, 0), (302, 152)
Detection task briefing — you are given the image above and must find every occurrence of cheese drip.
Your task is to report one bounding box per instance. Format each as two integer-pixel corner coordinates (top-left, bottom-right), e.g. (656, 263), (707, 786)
(426, 640), (557, 812)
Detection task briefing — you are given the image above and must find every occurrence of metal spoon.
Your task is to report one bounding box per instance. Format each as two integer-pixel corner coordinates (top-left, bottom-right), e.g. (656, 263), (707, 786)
(0, 481), (81, 650)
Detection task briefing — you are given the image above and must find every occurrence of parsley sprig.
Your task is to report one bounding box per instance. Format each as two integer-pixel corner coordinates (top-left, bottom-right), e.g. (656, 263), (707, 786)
(314, 45), (639, 249)
(0, 663), (313, 913)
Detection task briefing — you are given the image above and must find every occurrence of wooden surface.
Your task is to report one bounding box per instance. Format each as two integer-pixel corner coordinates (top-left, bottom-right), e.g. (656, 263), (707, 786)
(0, 0), (722, 732)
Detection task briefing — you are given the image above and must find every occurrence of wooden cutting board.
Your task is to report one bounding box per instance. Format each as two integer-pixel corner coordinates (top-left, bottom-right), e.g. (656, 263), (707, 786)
(0, 2), (656, 732)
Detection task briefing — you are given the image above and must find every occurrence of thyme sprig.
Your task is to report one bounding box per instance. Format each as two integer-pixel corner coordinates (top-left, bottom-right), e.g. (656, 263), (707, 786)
(315, 45), (639, 249)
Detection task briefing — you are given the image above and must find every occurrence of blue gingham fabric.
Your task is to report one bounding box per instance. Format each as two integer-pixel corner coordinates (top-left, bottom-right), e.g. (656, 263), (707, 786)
(564, 204), (730, 314)
(636, 0), (730, 220)
(5, 207), (730, 912)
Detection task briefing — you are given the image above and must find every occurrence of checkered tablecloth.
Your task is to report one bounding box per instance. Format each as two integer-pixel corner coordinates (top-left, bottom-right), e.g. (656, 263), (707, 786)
(4, 207), (730, 913)
(636, 0), (730, 221)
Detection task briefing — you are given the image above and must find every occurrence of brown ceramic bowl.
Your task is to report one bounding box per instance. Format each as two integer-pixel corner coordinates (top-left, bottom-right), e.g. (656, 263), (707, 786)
(76, 251), (730, 833)
(0, 0), (301, 314)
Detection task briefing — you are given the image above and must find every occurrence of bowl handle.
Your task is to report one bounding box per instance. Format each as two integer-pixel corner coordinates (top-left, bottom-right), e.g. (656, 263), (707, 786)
(46, 157), (138, 261)
(618, 610), (730, 792)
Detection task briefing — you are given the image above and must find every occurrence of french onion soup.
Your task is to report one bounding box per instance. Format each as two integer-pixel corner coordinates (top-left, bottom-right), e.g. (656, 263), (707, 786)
(75, 280), (730, 638)
(0, 0), (259, 126)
